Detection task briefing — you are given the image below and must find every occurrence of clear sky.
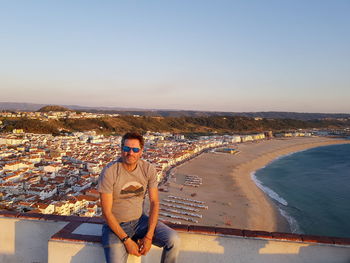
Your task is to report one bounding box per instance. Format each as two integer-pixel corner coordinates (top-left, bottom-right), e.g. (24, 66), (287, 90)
(1, 0), (349, 113)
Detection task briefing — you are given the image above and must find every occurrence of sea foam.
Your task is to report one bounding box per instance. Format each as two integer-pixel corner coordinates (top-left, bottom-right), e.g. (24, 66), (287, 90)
(251, 172), (288, 206)
(251, 172), (302, 233)
(278, 208), (302, 234)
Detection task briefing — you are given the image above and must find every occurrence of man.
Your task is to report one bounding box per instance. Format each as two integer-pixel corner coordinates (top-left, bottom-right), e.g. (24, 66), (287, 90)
(98, 132), (180, 263)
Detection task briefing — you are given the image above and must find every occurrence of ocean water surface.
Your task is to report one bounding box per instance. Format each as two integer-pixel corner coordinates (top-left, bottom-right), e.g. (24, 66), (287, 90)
(253, 143), (350, 238)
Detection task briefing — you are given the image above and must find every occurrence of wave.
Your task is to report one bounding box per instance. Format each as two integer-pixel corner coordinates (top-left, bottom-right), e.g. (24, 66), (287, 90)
(278, 208), (302, 234)
(251, 172), (303, 233)
(251, 172), (288, 206)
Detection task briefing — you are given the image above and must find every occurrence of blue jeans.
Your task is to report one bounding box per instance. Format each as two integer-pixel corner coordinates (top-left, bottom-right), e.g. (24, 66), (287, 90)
(102, 214), (180, 263)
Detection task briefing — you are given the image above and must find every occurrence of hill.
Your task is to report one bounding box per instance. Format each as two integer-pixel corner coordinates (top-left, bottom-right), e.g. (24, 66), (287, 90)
(1, 102), (349, 121)
(37, 105), (72, 112)
(1, 115), (349, 136)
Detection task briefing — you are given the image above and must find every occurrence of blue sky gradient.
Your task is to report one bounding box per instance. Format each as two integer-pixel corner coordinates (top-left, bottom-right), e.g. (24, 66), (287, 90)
(1, 1), (349, 113)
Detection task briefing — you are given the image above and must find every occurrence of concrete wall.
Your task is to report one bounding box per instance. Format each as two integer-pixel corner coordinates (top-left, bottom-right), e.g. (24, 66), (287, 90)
(1, 215), (350, 263)
(48, 240), (142, 263)
(177, 232), (350, 263)
(48, 231), (350, 263)
(48, 240), (104, 263)
(0, 217), (67, 263)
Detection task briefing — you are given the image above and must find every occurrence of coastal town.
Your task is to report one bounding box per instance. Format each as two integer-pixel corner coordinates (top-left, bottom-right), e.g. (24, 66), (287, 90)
(0, 130), (217, 216)
(0, 111), (315, 224)
(0, 110), (121, 120)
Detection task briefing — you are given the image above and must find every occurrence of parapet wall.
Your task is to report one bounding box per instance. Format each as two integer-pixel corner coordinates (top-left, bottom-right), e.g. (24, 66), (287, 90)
(1, 211), (350, 263)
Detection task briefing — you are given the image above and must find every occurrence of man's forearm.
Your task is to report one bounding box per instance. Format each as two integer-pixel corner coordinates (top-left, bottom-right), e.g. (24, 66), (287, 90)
(104, 211), (128, 240)
(146, 200), (159, 238)
(104, 210), (142, 256)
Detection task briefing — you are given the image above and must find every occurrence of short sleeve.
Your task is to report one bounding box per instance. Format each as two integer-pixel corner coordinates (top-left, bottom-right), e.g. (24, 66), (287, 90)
(148, 164), (158, 189)
(97, 165), (114, 193)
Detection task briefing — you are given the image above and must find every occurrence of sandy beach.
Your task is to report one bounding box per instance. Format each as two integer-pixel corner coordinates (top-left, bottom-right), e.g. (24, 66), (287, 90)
(158, 136), (350, 232)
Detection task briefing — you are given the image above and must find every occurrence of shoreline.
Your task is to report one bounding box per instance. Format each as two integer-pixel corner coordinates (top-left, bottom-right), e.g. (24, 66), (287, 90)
(158, 136), (350, 232)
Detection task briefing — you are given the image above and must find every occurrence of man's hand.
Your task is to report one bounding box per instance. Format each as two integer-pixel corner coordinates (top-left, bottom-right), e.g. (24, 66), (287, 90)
(138, 236), (152, 255)
(124, 239), (141, 256)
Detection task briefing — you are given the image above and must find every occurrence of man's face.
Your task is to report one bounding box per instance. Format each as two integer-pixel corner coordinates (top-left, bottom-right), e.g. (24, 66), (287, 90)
(121, 139), (143, 166)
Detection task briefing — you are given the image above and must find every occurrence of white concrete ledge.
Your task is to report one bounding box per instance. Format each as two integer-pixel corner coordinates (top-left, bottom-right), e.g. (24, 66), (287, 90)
(1, 212), (350, 263)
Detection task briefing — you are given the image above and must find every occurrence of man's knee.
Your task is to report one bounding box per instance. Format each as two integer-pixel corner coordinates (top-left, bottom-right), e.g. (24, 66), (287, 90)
(167, 229), (180, 249)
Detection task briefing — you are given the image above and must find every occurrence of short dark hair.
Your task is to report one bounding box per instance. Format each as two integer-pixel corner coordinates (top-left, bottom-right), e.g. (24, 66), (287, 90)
(121, 132), (144, 149)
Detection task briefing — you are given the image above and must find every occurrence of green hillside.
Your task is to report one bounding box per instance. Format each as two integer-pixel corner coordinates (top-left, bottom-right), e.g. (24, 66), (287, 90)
(1, 115), (349, 136)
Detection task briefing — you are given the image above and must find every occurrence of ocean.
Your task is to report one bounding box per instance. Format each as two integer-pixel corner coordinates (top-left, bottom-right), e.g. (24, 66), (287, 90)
(252, 143), (350, 238)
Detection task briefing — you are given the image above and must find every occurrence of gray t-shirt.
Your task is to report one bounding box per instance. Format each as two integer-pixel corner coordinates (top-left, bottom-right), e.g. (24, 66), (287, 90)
(97, 158), (158, 222)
